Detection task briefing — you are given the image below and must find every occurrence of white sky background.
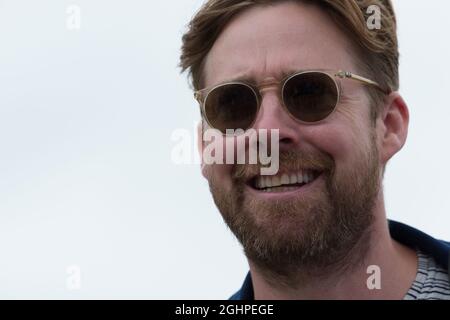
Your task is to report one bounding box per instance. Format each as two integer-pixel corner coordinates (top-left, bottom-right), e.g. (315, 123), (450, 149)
(0, 0), (448, 299)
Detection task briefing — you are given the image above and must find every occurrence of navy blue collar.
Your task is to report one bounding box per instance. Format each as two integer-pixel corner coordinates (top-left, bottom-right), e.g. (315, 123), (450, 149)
(230, 220), (450, 300)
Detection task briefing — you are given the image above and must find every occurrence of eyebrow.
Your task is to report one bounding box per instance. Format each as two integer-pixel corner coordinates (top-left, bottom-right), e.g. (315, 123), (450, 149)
(223, 73), (257, 84)
(221, 67), (304, 85)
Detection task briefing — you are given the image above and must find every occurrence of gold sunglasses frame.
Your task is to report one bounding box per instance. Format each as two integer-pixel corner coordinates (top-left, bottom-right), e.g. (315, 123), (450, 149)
(194, 70), (389, 133)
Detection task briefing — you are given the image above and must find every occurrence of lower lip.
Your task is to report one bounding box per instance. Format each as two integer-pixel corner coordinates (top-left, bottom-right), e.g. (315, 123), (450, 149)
(246, 173), (324, 199)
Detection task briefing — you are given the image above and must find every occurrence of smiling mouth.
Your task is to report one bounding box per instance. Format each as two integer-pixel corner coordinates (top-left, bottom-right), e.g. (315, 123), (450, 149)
(248, 169), (322, 193)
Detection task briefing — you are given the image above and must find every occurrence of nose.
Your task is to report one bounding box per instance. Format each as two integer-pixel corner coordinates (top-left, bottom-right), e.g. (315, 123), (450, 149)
(252, 89), (302, 152)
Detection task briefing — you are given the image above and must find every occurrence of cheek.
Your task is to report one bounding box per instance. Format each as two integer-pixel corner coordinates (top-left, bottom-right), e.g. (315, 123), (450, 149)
(202, 163), (234, 193)
(201, 134), (248, 185)
(306, 122), (370, 169)
(320, 96), (374, 155)
(200, 136), (235, 189)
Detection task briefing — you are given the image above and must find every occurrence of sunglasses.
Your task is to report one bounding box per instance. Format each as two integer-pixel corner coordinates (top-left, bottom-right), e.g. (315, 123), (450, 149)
(194, 70), (388, 134)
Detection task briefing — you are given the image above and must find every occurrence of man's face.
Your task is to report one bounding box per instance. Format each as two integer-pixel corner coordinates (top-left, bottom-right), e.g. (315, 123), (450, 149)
(200, 2), (383, 281)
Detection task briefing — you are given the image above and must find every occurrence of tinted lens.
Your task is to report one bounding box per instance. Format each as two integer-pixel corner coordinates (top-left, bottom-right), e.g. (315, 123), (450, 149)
(204, 83), (258, 133)
(283, 72), (338, 122)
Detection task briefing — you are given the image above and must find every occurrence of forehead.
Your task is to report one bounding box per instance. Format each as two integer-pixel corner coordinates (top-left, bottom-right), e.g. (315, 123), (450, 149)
(203, 1), (358, 87)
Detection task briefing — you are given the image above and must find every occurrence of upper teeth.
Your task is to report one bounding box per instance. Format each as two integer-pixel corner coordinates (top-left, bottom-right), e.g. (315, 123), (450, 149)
(255, 170), (317, 189)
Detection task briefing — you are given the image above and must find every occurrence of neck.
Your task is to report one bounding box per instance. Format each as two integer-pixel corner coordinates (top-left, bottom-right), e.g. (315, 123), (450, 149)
(250, 193), (418, 300)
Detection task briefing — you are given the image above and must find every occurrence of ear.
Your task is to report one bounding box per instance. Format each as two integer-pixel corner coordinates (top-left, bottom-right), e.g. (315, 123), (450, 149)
(377, 92), (410, 165)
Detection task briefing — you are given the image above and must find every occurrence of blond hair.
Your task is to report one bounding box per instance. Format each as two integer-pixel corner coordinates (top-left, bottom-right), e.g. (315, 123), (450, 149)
(180, 0), (398, 120)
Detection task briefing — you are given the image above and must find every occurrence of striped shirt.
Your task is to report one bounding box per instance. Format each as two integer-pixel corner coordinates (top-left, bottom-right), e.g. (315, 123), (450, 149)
(404, 250), (450, 300)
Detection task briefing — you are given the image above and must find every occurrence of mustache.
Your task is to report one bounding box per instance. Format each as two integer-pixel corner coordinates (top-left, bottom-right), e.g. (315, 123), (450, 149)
(232, 149), (334, 181)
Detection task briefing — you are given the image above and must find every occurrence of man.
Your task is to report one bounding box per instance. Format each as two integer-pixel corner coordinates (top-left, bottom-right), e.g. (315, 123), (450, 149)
(179, 0), (450, 299)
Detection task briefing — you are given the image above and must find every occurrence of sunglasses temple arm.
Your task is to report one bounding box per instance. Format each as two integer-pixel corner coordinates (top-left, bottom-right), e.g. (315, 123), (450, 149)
(336, 71), (389, 94)
(194, 91), (201, 103)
